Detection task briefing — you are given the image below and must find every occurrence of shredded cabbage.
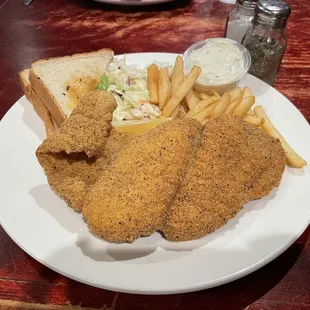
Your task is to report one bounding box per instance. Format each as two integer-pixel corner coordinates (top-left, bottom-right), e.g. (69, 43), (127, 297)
(105, 56), (161, 121)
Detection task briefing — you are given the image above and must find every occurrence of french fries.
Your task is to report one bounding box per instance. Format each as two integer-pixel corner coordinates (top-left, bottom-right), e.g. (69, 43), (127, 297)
(170, 106), (180, 119)
(233, 96), (255, 117)
(147, 57), (306, 170)
(147, 64), (159, 104)
(244, 114), (265, 127)
(210, 92), (231, 117)
(196, 92), (210, 100)
(185, 89), (197, 110)
(213, 91), (221, 99)
(146, 56), (201, 118)
(254, 106), (307, 168)
(230, 87), (242, 101)
(193, 102), (217, 123)
(171, 56), (184, 96)
(186, 96), (218, 118)
(225, 97), (242, 114)
(162, 66), (201, 117)
(158, 68), (170, 110)
(242, 86), (251, 99)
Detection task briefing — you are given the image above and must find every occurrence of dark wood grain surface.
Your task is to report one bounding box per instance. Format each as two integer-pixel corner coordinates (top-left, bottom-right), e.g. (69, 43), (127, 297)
(0, 0), (309, 309)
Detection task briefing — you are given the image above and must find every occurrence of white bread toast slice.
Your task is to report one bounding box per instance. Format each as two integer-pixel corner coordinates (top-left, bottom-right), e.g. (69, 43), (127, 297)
(19, 69), (57, 137)
(28, 49), (114, 128)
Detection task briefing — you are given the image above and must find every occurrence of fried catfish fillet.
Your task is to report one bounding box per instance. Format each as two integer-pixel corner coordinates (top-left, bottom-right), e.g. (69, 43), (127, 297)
(36, 91), (117, 211)
(163, 115), (286, 242)
(82, 119), (203, 243)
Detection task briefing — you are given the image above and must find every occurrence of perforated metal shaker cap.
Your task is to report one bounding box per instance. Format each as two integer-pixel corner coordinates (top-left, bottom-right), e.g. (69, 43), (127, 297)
(253, 0), (291, 29)
(236, 0), (259, 9)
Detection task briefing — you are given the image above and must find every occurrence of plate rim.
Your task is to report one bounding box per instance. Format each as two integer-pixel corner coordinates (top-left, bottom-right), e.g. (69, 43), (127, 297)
(1, 203), (308, 295)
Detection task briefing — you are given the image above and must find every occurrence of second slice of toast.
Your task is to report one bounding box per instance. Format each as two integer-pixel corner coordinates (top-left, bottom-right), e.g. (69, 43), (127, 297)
(19, 69), (57, 136)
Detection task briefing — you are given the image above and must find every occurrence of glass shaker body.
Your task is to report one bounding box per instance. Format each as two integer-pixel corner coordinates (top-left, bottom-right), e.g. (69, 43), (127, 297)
(225, 3), (257, 44)
(242, 25), (287, 85)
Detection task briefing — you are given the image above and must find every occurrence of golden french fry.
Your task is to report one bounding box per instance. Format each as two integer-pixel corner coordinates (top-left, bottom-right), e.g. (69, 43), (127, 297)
(185, 89), (197, 110)
(254, 105), (307, 168)
(171, 55), (184, 96)
(196, 92), (210, 100)
(194, 92), (201, 102)
(162, 66), (201, 117)
(229, 87), (242, 102)
(193, 102), (217, 122)
(212, 91), (221, 99)
(233, 96), (255, 117)
(196, 91), (220, 100)
(242, 86), (251, 99)
(225, 97), (242, 114)
(158, 67), (170, 110)
(186, 96), (218, 118)
(147, 64), (159, 104)
(244, 114), (265, 127)
(170, 106), (180, 119)
(210, 92), (231, 117)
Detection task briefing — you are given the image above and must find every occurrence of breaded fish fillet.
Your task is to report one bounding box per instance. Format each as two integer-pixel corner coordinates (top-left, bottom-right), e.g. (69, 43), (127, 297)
(36, 91), (118, 211)
(38, 90), (117, 157)
(163, 115), (286, 242)
(82, 119), (203, 243)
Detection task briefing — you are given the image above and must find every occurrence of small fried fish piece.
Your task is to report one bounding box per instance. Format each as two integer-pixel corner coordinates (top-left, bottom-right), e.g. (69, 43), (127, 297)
(36, 91), (117, 211)
(39, 91), (116, 157)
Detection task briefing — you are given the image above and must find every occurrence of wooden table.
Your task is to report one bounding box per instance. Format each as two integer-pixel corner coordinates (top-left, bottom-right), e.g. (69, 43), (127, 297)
(0, 0), (309, 309)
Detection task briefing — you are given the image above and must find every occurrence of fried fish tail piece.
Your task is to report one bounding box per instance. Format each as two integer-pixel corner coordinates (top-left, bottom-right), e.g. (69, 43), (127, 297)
(163, 115), (286, 242)
(82, 119), (203, 243)
(36, 91), (117, 211)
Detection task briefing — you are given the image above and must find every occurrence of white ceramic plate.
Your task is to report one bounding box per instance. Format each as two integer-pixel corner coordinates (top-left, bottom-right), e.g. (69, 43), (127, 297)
(0, 53), (309, 295)
(92, 0), (176, 6)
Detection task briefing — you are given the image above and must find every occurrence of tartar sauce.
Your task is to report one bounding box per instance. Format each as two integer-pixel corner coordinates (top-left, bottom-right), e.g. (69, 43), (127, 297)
(187, 38), (248, 85)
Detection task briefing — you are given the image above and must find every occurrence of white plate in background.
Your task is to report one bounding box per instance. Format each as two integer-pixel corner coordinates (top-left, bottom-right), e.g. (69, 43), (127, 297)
(92, 0), (176, 6)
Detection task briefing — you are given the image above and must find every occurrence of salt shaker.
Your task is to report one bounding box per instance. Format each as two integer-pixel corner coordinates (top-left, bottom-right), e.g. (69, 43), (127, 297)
(242, 0), (291, 85)
(225, 0), (260, 44)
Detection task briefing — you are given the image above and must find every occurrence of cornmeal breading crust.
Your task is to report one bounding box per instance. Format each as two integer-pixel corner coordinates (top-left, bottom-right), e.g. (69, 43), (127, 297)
(37, 92), (286, 243)
(163, 116), (286, 241)
(83, 119), (202, 243)
(36, 91), (119, 211)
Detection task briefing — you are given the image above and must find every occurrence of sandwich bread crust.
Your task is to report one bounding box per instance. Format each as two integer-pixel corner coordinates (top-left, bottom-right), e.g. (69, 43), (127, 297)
(19, 69), (57, 136)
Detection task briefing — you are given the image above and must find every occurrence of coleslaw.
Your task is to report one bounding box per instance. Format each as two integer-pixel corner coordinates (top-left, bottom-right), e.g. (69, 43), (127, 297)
(100, 56), (161, 121)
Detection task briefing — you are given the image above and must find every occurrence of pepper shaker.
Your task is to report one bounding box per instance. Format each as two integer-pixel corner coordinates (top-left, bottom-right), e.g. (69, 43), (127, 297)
(225, 0), (260, 44)
(242, 0), (291, 85)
